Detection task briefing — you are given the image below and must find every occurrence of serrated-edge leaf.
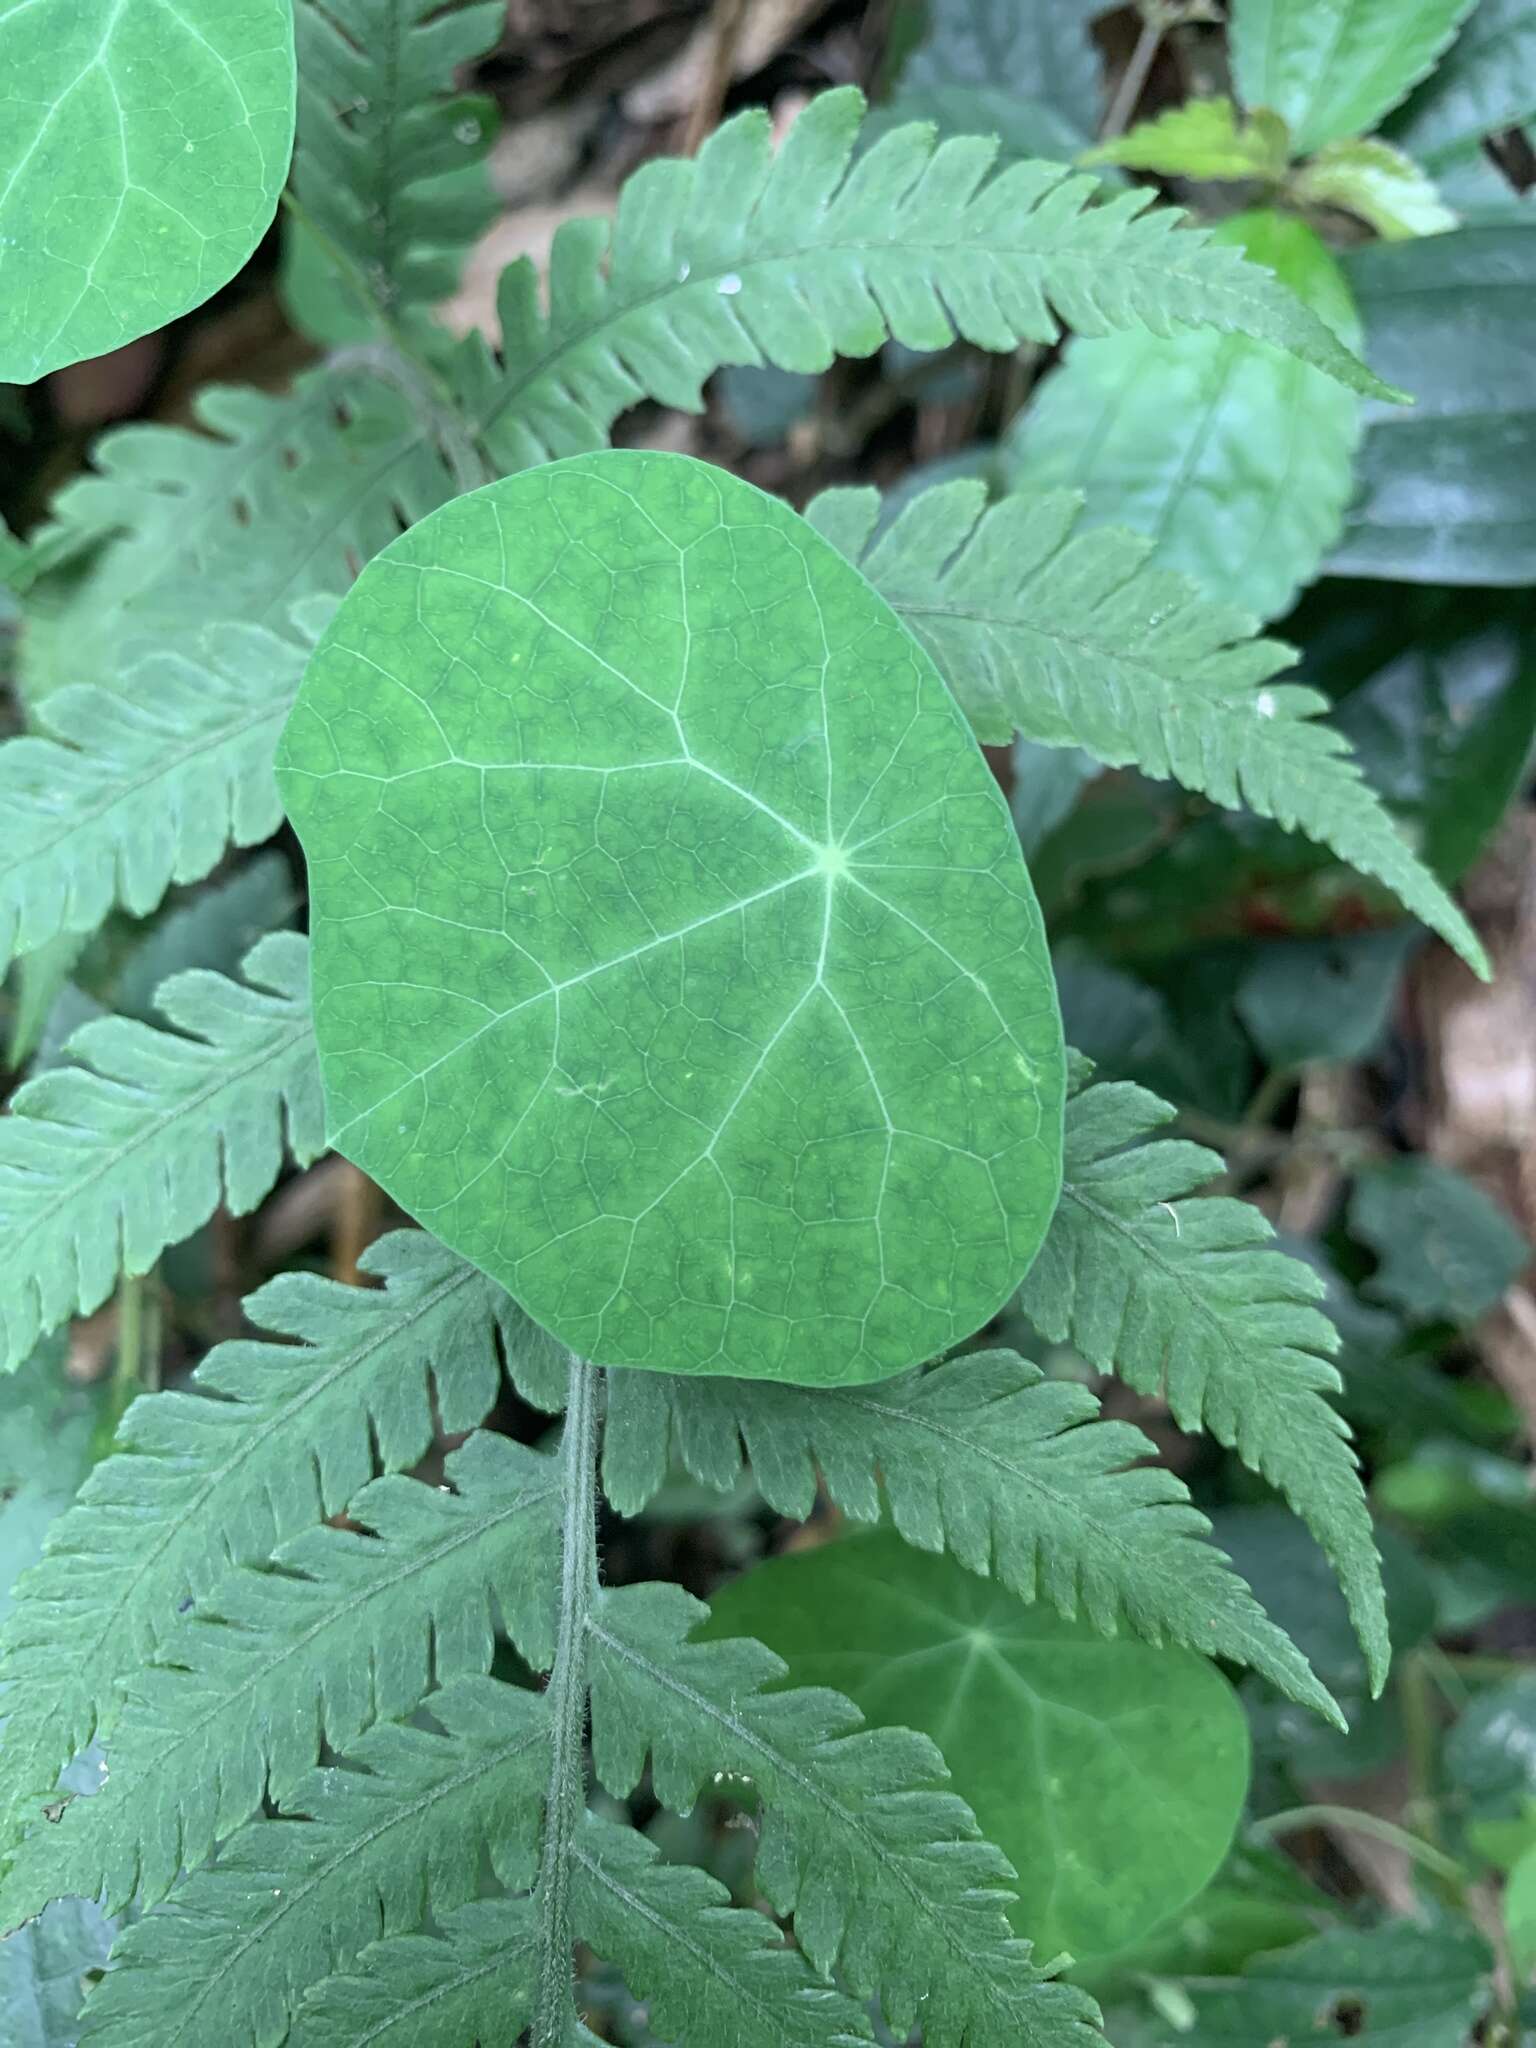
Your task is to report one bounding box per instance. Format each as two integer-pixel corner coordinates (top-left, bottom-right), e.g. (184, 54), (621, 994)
(811, 480), (1487, 976)
(0, 935), (324, 1374)
(0, 1230), (536, 1861)
(571, 1813), (874, 2047)
(284, 1898), (538, 2048)
(0, 623), (305, 976)
(1017, 1076), (1390, 1691)
(1, 1436), (560, 1922)
(72, 1678), (548, 2048)
(603, 1354), (1340, 1724)
(1085, 98), (1291, 180)
(455, 86), (1396, 474)
(1231, 0), (1480, 155)
(292, 0), (503, 320)
(587, 1582), (1102, 2046)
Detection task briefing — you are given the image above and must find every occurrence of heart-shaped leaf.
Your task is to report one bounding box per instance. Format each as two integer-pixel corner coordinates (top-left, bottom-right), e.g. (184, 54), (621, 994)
(705, 1532), (1251, 1962)
(277, 451), (1064, 1384)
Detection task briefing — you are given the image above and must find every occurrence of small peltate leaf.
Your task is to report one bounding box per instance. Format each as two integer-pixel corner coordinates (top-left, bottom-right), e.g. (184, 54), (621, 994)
(705, 1533), (1251, 1964)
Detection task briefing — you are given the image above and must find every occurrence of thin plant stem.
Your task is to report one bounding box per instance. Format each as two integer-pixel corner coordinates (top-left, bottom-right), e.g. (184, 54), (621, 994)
(1253, 1804), (1468, 1887)
(532, 1353), (603, 2047)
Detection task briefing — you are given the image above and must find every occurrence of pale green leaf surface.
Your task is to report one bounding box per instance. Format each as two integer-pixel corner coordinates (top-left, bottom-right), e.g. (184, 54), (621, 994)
(453, 86), (1402, 478)
(1, 1435), (560, 1922)
(0, 0), (296, 382)
(72, 1678), (548, 2048)
(0, 1231), (533, 1862)
(1230, 0), (1479, 154)
(705, 1534), (1250, 1962)
(1292, 139), (1458, 238)
(1018, 1076), (1390, 1691)
(588, 1581), (1102, 2046)
(810, 478), (1486, 975)
(0, 625), (305, 979)
(1086, 98), (1290, 180)
(1387, 0), (1536, 167)
(1006, 210), (1362, 625)
(603, 1352), (1339, 1721)
(279, 449), (1066, 1386)
(0, 935), (323, 1375)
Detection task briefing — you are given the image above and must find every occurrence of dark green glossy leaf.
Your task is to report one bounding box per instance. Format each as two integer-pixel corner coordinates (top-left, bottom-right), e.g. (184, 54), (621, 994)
(1125, 1919), (1492, 2046)
(1295, 577), (1536, 881)
(1333, 229), (1536, 586)
(278, 451), (1064, 1385)
(1351, 1158), (1529, 1324)
(1444, 1673), (1536, 1821)
(1234, 927), (1419, 1068)
(703, 1531), (1251, 1963)
(899, 0), (1105, 142)
(1387, 0), (1536, 169)
(0, 0), (297, 383)
(1212, 1505), (1436, 1781)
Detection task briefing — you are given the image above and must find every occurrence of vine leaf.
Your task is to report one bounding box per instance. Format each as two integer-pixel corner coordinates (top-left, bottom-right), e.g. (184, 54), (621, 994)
(278, 449), (1065, 1387)
(0, 0), (297, 383)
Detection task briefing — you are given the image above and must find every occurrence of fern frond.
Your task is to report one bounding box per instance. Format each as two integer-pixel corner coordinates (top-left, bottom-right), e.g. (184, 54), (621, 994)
(0, 1231), (531, 1857)
(286, 1900), (538, 2048)
(0, 935), (322, 1375)
(809, 481), (1486, 976)
(588, 1583), (1102, 2047)
(1, 1435), (560, 1922)
(72, 1678), (548, 2048)
(0, 625), (304, 977)
(459, 87), (1394, 472)
(603, 1354), (1338, 1724)
(20, 363), (465, 658)
(1018, 1075), (1389, 1691)
(293, 0), (503, 319)
(569, 1813), (874, 2047)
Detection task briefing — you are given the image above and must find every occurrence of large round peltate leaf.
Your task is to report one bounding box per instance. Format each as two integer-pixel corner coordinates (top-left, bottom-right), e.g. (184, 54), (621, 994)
(704, 1533), (1250, 1961)
(0, 0), (296, 384)
(277, 452), (1064, 1384)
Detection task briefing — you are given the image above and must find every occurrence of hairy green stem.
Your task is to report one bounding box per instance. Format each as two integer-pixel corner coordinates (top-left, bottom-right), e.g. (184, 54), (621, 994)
(532, 1352), (602, 2047)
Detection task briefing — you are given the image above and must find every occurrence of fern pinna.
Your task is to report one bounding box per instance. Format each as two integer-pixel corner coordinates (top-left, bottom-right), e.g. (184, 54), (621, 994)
(0, 9), (1490, 2045)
